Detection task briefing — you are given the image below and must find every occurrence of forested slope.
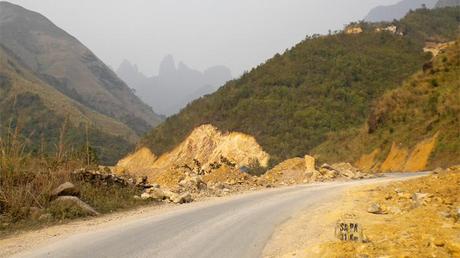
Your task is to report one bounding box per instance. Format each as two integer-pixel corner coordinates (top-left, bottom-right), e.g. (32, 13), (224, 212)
(141, 8), (459, 166)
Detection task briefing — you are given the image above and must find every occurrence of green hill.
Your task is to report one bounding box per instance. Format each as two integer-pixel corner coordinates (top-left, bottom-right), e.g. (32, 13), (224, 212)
(0, 2), (163, 135)
(141, 7), (460, 166)
(313, 40), (460, 170)
(0, 46), (136, 164)
(0, 2), (167, 164)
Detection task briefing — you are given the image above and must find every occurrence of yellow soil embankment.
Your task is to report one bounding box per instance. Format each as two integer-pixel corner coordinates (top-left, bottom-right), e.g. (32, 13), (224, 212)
(355, 134), (438, 173)
(355, 148), (380, 172)
(314, 169), (460, 257)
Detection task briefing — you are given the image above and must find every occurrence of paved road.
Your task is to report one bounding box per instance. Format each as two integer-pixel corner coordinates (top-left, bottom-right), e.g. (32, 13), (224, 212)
(14, 173), (425, 258)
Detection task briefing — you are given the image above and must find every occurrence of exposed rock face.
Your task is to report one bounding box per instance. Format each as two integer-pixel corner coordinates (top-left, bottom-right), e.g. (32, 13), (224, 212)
(403, 134), (437, 172)
(116, 124), (270, 178)
(423, 41), (456, 57)
(355, 148), (381, 172)
(115, 147), (158, 175)
(380, 143), (409, 172)
(355, 134), (438, 173)
(304, 155), (316, 172)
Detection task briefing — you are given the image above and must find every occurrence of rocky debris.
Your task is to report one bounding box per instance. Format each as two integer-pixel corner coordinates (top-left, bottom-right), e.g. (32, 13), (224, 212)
(141, 188), (166, 201)
(317, 168), (460, 257)
(51, 182), (79, 199)
(50, 196), (100, 216)
(115, 124), (270, 176)
(264, 157), (373, 186)
(71, 169), (154, 190)
(179, 175), (207, 192)
(412, 192), (430, 207)
(367, 203), (384, 214)
(161, 190), (192, 204)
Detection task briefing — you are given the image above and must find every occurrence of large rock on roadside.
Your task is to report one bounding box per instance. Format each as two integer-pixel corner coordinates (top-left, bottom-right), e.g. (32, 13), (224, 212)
(141, 188), (166, 201)
(163, 190), (193, 204)
(367, 203), (384, 214)
(50, 196), (99, 216)
(412, 193), (430, 207)
(51, 182), (79, 199)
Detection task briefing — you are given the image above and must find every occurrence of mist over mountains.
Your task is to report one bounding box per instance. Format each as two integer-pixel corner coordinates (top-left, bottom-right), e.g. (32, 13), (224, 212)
(365, 0), (438, 22)
(117, 56), (232, 116)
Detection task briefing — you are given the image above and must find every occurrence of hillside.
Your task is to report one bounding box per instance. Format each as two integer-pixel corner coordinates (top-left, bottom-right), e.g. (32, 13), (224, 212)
(0, 2), (163, 135)
(313, 40), (460, 171)
(0, 46), (135, 164)
(117, 56), (232, 116)
(139, 7), (459, 166)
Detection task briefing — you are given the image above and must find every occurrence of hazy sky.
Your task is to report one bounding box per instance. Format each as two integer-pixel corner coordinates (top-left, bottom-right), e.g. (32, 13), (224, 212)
(7, 0), (400, 76)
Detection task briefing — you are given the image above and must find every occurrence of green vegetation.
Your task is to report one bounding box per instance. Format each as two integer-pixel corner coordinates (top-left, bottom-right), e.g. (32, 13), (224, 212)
(0, 46), (135, 165)
(314, 40), (460, 169)
(142, 8), (459, 166)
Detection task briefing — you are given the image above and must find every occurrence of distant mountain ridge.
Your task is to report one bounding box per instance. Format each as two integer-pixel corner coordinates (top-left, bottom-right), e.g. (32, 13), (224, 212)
(435, 0), (460, 7)
(0, 1), (163, 135)
(365, 0), (438, 22)
(117, 56), (232, 116)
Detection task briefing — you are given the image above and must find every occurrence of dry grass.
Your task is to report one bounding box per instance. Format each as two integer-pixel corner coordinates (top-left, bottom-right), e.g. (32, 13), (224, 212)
(0, 124), (147, 236)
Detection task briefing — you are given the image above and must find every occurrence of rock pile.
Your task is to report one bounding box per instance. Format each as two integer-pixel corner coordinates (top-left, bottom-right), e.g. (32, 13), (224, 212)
(71, 169), (154, 190)
(264, 156), (374, 185)
(317, 163), (372, 180)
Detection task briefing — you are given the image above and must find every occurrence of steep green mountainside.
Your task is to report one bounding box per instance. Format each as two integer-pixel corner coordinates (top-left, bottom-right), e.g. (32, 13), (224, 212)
(313, 40), (460, 169)
(0, 46), (134, 164)
(141, 8), (459, 166)
(0, 2), (163, 135)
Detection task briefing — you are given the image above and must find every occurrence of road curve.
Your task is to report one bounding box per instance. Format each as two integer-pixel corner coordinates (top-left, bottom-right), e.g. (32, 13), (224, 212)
(14, 173), (425, 258)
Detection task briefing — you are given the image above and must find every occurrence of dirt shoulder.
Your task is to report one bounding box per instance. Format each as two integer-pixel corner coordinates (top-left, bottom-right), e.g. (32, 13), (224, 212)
(263, 169), (460, 257)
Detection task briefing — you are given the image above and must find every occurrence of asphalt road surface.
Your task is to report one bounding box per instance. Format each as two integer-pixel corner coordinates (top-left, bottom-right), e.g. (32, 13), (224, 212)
(14, 173), (425, 258)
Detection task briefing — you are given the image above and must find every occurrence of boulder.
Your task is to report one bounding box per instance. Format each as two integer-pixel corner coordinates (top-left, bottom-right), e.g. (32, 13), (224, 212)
(51, 182), (79, 199)
(412, 193), (429, 207)
(167, 191), (193, 204)
(319, 164), (339, 179)
(145, 188), (166, 200)
(50, 196), (99, 216)
(163, 190), (180, 202)
(178, 193), (193, 204)
(367, 203), (383, 214)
